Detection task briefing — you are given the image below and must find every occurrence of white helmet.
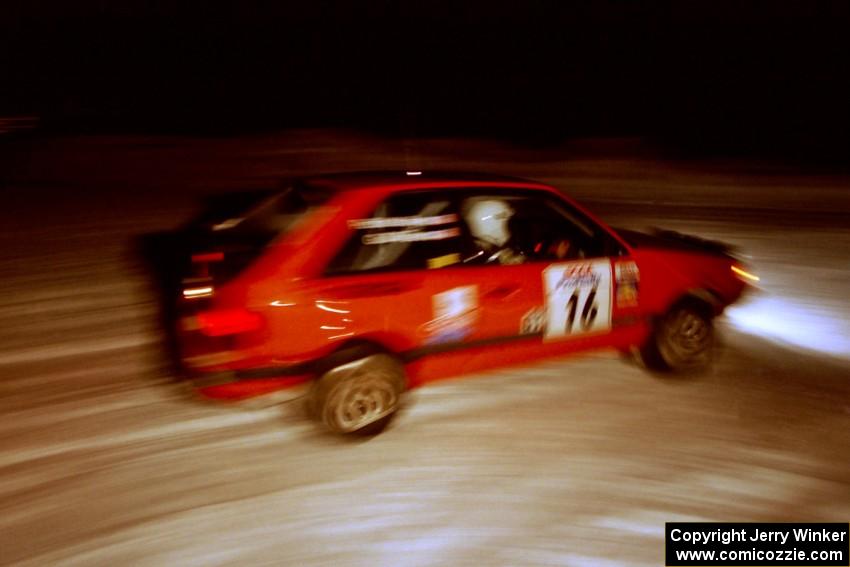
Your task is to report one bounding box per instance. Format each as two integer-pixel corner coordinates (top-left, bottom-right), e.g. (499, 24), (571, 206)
(465, 199), (514, 247)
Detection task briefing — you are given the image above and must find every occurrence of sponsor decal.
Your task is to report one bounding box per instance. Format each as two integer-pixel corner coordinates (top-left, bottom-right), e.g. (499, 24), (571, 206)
(615, 260), (640, 283)
(543, 260), (613, 339)
(348, 213), (458, 230)
(427, 253), (461, 269)
(423, 286), (478, 345)
(350, 213), (461, 245)
(520, 306), (546, 334)
(616, 283), (639, 308)
(362, 227), (460, 245)
(614, 260), (640, 307)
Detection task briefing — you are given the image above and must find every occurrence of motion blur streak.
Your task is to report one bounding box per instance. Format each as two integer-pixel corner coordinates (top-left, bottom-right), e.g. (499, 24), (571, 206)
(182, 286), (213, 298)
(726, 296), (850, 359)
(731, 265), (760, 282)
(0, 133), (847, 566)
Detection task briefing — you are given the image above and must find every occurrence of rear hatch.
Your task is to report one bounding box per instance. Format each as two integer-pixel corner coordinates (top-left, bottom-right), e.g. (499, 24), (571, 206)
(175, 182), (334, 371)
(180, 182), (333, 303)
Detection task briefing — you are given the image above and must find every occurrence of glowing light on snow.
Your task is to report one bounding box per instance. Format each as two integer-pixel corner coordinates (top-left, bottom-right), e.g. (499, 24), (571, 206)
(726, 296), (850, 359)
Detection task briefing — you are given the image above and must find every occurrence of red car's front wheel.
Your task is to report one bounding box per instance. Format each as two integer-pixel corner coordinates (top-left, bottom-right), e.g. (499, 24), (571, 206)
(639, 302), (714, 372)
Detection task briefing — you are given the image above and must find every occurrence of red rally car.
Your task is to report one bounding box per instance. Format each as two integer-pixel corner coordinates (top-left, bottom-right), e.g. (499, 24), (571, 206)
(174, 172), (757, 434)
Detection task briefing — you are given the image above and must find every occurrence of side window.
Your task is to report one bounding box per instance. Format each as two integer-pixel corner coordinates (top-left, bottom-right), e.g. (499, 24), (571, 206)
(325, 192), (464, 274)
(458, 192), (623, 265)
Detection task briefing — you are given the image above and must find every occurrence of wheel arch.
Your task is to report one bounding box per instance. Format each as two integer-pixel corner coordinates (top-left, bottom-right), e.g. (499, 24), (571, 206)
(669, 288), (723, 319)
(312, 337), (399, 377)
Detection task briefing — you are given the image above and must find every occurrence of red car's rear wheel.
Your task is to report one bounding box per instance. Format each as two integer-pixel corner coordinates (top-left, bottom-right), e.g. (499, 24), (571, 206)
(312, 353), (406, 435)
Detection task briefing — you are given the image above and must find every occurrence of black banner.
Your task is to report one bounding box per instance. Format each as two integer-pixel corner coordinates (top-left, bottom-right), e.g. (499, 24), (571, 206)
(666, 523), (849, 566)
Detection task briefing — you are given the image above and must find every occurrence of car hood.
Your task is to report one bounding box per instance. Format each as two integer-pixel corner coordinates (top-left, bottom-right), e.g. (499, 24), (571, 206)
(614, 227), (735, 257)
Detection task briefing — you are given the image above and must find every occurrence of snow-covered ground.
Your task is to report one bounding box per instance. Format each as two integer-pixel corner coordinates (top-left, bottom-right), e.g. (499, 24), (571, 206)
(1, 132), (848, 566)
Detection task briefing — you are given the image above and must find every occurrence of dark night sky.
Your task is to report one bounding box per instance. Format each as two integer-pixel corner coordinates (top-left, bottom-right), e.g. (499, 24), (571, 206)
(2, 1), (848, 158)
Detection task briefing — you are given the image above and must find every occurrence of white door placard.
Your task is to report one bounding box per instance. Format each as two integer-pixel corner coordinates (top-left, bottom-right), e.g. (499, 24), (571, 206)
(543, 260), (612, 340)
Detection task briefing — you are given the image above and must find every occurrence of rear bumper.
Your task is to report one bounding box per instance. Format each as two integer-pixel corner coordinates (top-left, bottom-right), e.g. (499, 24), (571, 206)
(191, 370), (312, 401)
(185, 354), (317, 401)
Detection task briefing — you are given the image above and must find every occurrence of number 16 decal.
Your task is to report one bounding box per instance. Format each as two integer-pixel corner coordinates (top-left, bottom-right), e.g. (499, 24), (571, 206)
(543, 260), (612, 340)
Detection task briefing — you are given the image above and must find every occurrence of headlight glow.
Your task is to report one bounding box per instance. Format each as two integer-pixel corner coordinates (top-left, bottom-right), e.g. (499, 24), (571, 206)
(726, 296), (850, 359)
(731, 265), (760, 283)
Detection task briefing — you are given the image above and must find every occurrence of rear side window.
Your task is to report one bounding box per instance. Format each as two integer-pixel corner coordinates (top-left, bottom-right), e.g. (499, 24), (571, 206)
(326, 191), (465, 274)
(186, 182), (334, 283)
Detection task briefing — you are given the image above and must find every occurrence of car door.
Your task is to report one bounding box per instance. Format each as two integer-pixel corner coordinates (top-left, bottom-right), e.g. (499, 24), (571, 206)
(318, 188), (547, 382)
(445, 189), (643, 375)
(319, 187), (641, 384)
(320, 189), (488, 357)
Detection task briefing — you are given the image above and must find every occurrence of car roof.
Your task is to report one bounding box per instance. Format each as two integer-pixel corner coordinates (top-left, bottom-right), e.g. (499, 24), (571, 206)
(297, 171), (551, 193)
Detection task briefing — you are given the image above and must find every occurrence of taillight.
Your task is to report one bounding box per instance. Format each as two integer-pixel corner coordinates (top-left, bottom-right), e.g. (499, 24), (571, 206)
(192, 252), (224, 263)
(195, 308), (265, 337)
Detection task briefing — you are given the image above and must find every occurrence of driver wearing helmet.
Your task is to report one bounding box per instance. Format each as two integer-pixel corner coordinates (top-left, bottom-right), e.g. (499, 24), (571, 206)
(462, 198), (526, 265)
